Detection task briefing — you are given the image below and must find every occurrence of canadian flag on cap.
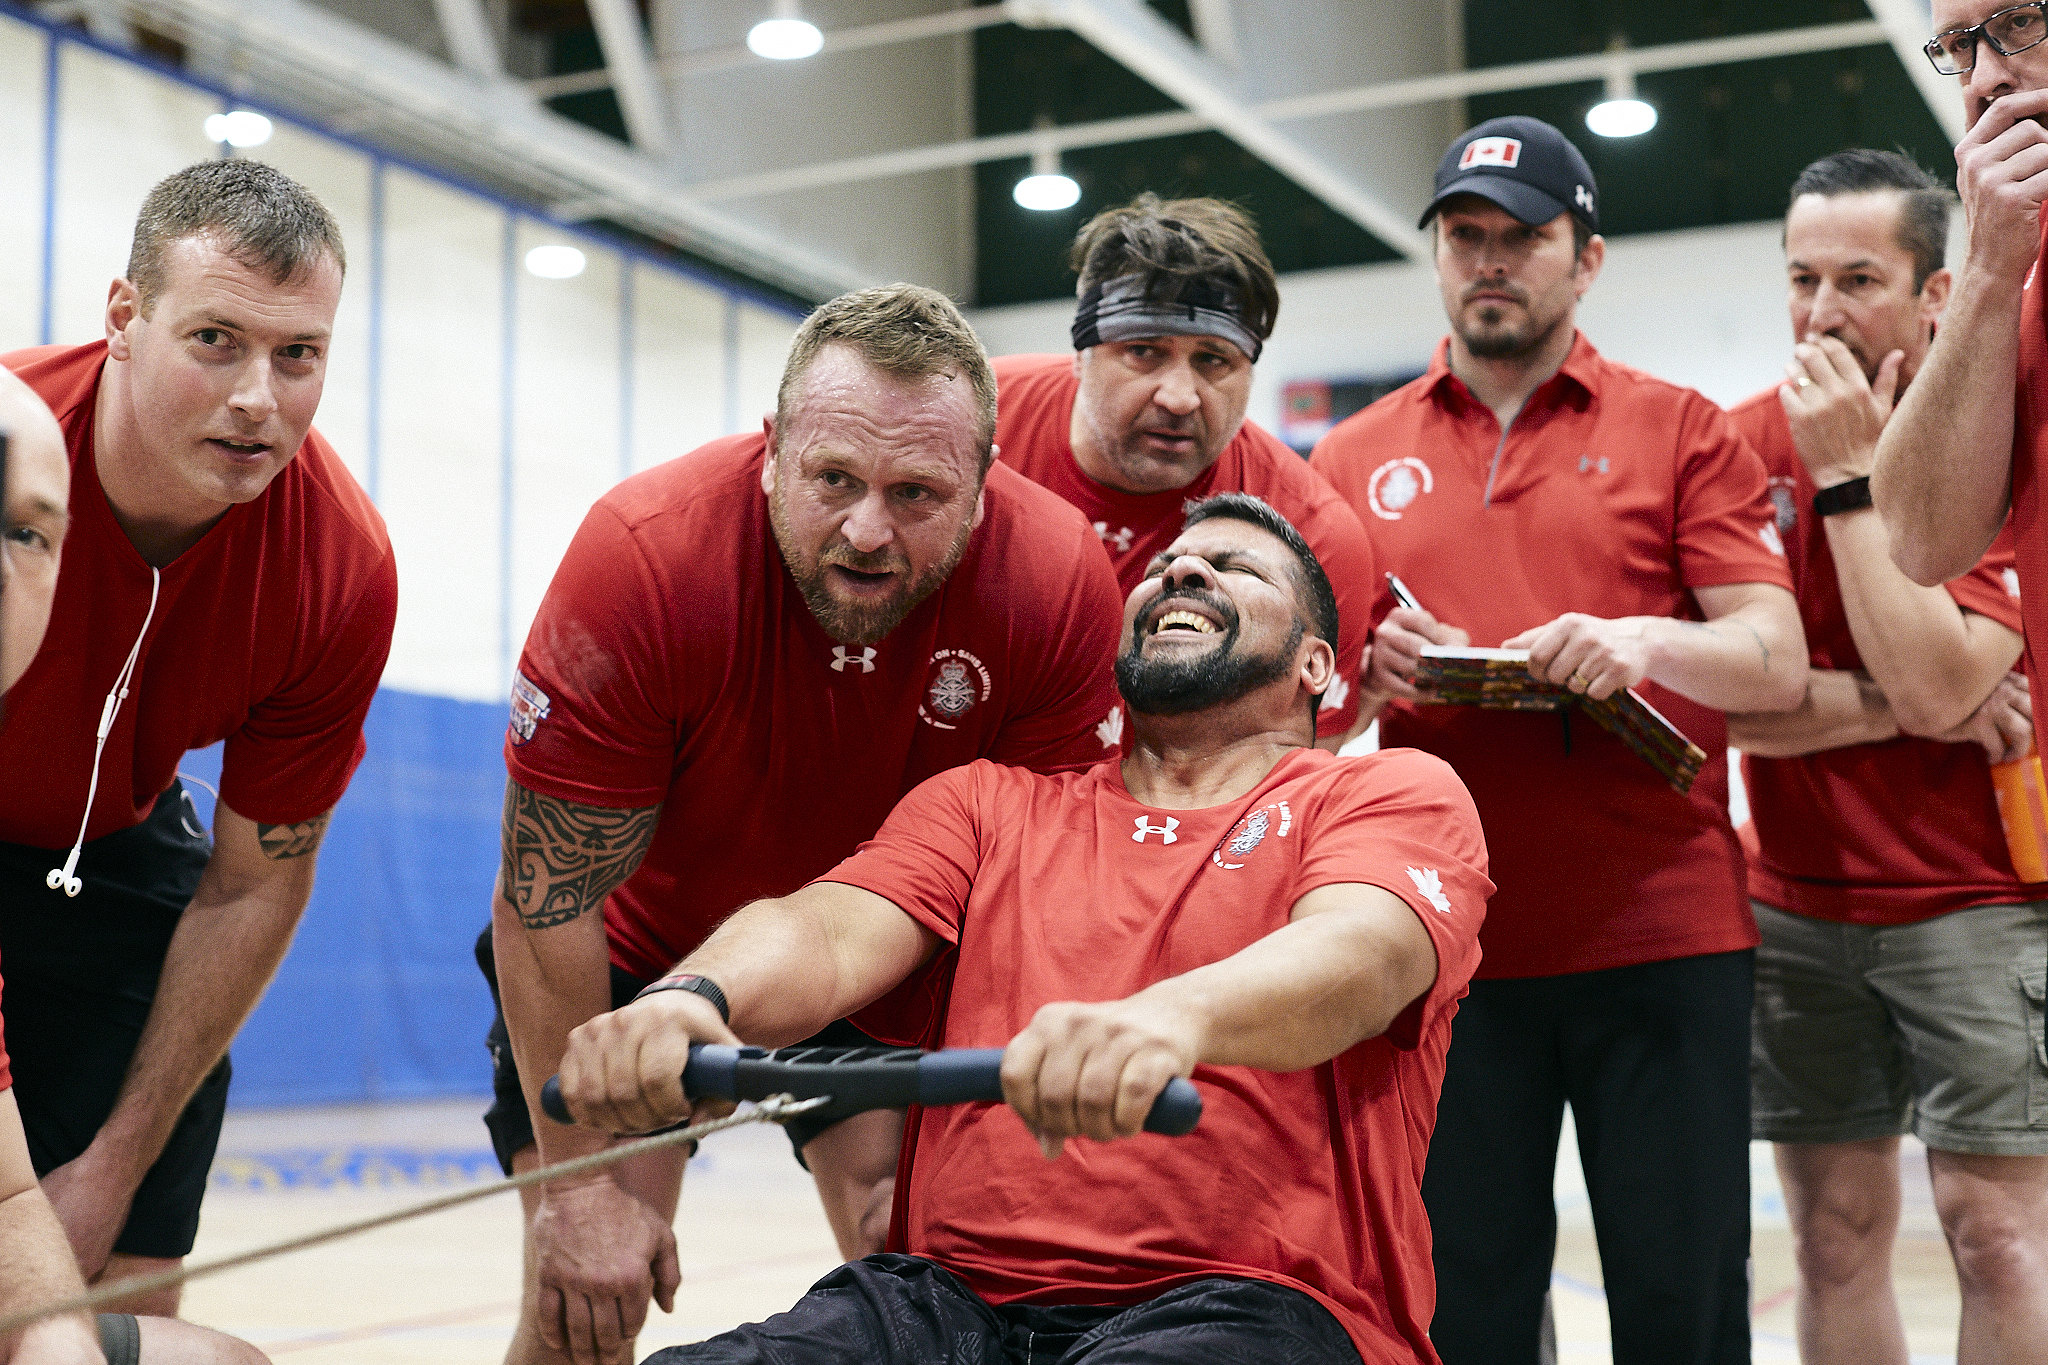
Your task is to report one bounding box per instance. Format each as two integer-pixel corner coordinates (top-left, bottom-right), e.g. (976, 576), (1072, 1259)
(1460, 136), (1522, 169)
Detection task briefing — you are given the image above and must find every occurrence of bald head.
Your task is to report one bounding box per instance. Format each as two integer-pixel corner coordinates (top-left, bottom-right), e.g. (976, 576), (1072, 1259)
(0, 369), (70, 694)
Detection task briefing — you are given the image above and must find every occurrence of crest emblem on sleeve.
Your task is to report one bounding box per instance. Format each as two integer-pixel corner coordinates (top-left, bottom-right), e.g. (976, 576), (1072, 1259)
(508, 672), (552, 746)
(1213, 800), (1292, 869)
(919, 648), (992, 730)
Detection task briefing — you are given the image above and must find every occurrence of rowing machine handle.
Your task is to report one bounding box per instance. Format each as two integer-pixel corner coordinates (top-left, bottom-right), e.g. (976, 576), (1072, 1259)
(540, 1044), (1202, 1136)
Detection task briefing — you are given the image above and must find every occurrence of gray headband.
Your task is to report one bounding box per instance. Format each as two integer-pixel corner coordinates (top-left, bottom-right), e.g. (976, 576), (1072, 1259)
(1070, 274), (1263, 362)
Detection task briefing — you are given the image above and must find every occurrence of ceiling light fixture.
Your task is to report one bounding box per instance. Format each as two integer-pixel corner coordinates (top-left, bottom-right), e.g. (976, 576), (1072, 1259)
(1013, 127), (1080, 212)
(747, 0), (823, 61)
(525, 244), (587, 279)
(203, 109), (273, 148)
(1586, 48), (1656, 138)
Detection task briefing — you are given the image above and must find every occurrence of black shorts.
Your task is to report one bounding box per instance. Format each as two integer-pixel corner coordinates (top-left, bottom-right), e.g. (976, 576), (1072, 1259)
(0, 781), (229, 1260)
(641, 1253), (1361, 1364)
(475, 927), (882, 1174)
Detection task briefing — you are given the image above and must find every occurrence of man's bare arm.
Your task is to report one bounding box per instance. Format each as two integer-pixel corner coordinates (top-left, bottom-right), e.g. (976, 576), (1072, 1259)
(1094, 881), (1436, 1072)
(39, 800), (324, 1280)
(1873, 90), (2048, 583)
(491, 780), (662, 1167)
(1729, 669), (1898, 758)
(1825, 500), (2022, 732)
(0, 1092), (102, 1364)
(557, 881), (940, 1135)
(1000, 882), (1439, 1152)
(1506, 582), (1807, 714)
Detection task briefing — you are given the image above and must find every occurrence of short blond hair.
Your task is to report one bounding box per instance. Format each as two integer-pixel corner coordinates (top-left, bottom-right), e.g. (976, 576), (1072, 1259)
(776, 284), (998, 466)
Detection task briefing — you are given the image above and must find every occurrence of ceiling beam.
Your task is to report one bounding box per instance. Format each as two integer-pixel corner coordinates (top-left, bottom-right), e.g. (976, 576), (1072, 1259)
(1186, 0), (1239, 68)
(427, 0), (506, 82)
(1011, 0), (1431, 260)
(1861, 0), (1966, 142)
(585, 0), (673, 153)
(123, 0), (865, 299)
(686, 18), (1900, 209)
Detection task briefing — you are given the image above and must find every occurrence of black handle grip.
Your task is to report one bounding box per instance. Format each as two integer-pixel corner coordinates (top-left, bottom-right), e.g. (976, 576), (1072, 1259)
(540, 1044), (1201, 1136)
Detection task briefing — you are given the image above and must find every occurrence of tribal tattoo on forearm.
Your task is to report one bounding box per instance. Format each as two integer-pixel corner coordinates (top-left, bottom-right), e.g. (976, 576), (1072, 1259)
(256, 810), (333, 860)
(500, 782), (661, 930)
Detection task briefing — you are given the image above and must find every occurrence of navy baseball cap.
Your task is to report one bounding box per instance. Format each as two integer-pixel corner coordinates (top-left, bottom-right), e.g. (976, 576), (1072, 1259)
(1420, 116), (1600, 234)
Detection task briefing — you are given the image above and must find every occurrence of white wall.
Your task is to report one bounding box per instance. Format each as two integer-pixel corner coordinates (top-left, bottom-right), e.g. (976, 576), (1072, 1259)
(969, 219), (1802, 431)
(0, 9), (803, 705)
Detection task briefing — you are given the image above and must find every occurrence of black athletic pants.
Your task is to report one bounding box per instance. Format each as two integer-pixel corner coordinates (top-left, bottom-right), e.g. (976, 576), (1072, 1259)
(1423, 950), (1754, 1365)
(642, 1253), (1360, 1364)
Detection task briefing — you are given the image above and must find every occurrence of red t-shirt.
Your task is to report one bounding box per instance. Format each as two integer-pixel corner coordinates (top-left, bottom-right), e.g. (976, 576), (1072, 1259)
(1727, 390), (2037, 923)
(506, 433), (1125, 981)
(993, 354), (1377, 740)
(0, 962), (11, 1093)
(0, 343), (397, 846)
(824, 746), (1490, 1365)
(2010, 223), (2048, 707)
(1312, 334), (1793, 978)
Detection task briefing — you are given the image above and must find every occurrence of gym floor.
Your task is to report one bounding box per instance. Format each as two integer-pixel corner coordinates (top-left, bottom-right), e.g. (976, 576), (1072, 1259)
(175, 1101), (1963, 1363)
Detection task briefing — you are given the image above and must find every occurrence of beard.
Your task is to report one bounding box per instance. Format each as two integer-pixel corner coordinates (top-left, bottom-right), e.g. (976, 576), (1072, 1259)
(768, 475), (976, 646)
(1115, 587), (1305, 716)
(1452, 279), (1573, 361)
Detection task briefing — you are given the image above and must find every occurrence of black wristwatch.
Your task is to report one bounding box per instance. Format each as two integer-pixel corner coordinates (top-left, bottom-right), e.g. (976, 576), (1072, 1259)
(1811, 476), (1873, 518)
(633, 972), (730, 1024)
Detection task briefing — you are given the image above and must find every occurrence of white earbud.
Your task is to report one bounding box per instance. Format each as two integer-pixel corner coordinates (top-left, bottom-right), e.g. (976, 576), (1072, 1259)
(50, 568), (160, 897)
(45, 854), (80, 898)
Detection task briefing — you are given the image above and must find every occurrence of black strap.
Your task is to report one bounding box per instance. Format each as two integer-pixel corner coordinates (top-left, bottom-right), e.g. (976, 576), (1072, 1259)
(633, 973), (730, 1024)
(1811, 476), (1873, 518)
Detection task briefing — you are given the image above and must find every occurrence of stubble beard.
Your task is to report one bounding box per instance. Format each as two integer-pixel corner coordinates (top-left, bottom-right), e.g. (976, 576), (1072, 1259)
(768, 476), (977, 647)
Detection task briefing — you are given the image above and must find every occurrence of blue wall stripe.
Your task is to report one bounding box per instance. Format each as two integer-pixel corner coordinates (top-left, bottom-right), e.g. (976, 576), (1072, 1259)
(365, 158), (386, 504)
(619, 259), (635, 481)
(499, 211), (517, 693)
(36, 27), (57, 346)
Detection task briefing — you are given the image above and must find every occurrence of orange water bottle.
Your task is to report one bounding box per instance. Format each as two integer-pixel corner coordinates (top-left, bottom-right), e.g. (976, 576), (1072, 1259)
(1990, 745), (2048, 882)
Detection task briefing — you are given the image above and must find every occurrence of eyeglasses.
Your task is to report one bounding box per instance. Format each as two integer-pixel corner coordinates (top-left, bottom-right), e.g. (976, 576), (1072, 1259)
(1926, 2), (2048, 75)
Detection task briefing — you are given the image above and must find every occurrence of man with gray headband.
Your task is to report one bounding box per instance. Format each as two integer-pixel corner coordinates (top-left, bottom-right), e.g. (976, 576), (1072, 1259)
(994, 193), (1378, 750)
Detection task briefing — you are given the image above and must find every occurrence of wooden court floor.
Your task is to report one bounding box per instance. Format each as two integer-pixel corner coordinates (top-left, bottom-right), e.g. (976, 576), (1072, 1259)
(175, 1101), (1964, 1364)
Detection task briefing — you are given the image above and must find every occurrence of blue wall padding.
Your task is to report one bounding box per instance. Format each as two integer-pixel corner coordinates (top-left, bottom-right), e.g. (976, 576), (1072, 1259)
(182, 687), (507, 1108)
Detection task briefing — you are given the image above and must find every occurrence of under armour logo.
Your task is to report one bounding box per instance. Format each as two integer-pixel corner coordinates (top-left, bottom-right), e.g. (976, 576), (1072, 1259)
(1132, 816), (1179, 844)
(1577, 454), (1609, 475)
(831, 646), (876, 673)
(1093, 522), (1135, 554)
(1574, 184), (1594, 214)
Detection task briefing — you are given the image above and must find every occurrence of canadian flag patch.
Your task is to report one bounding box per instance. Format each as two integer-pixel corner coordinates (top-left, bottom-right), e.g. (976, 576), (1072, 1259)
(1460, 136), (1522, 169)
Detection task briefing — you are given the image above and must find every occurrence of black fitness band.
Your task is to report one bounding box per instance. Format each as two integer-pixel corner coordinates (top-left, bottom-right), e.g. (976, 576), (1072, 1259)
(633, 973), (730, 1023)
(1811, 476), (1872, 518)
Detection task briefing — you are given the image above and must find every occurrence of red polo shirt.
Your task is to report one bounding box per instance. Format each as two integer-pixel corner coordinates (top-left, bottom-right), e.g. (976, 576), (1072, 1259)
(507, 433), (1124, 981)
(993, 354), (1377, 739)
(0, 342), (397, 847)
(2011, 222), (2048, 704)
(1729, 391), (2037, 924)
(1312, 333), (1792, 978)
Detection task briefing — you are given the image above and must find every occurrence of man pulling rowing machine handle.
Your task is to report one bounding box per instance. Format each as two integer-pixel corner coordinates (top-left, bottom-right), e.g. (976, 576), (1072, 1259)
(557, 494), (1494, 1365)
